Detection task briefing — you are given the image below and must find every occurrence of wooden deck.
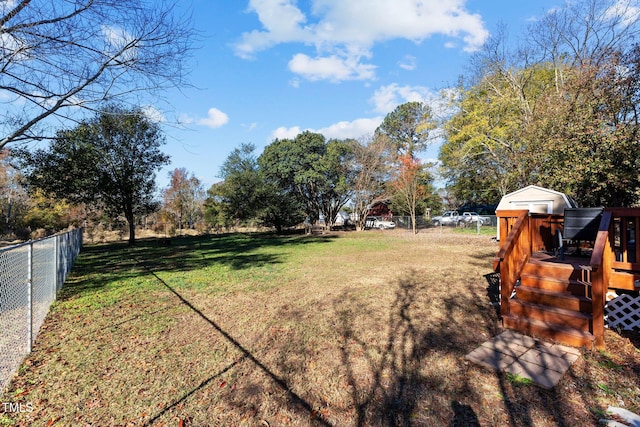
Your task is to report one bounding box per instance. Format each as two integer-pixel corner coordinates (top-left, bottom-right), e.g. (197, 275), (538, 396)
(495, 209), (640, 349)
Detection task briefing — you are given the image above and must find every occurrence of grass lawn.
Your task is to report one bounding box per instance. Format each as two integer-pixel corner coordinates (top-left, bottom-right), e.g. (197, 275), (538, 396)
(1, 229), (639, 426)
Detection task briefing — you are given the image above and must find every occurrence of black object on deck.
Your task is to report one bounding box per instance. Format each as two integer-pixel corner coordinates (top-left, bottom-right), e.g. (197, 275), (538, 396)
(563, 208), (604, 241)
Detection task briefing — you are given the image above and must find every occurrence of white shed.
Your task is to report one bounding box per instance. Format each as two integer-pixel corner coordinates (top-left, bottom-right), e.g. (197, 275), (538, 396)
(496, 185), (577, 215)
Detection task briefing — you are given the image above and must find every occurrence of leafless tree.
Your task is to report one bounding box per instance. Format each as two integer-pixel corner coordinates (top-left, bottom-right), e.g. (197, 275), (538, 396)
(0, 0), (194, 149)
(528, 0), (640, 72)
(349, 135), (391, 231)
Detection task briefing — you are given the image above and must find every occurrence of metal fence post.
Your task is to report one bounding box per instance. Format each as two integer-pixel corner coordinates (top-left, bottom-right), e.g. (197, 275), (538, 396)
(55, 234), (59, 295)
(27, 241), (33, 354)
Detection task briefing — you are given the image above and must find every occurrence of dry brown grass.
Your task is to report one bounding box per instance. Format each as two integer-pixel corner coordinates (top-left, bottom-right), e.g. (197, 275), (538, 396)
(1, 229), (639, 426)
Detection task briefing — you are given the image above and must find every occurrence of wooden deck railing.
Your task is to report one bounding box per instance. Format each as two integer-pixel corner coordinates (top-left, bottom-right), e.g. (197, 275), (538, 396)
(590, 210), (612, 349)
(496, 207), (640, 349)
(494, 210), (530, 317)
(494, 210), (564, 319)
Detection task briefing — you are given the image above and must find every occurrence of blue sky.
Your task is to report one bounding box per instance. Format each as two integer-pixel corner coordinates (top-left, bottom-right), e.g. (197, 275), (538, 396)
(155, 0), (562, 190)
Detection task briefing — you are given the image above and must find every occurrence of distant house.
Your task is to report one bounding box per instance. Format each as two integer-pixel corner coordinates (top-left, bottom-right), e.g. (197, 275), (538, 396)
(367, 201), (393, 219)
(333, 212), (350, 227)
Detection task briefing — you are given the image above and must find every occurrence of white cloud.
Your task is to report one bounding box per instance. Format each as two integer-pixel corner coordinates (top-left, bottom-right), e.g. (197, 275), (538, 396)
(177, 113), (195, 126)
(398, 55), (417, 71)
(242, 122), (258, 131)
(235, 0), (311, 59)
(269, 117), (383, 142)
(269, 117), (381, 142)
(371, 83), (439, 114)
(101, 25), (137, 60)
(267, 83), (461, 143)
(289, 77), (301, 88)
(235, 0), (489, 81)
(318, 117), (382, 139)
(0, 1), (17, 13)
(141, 105), (166, 123)
(197, 108), (229, 129)
(370, 83), (459, 124)
(605, 0), (640, 27)
(271, 126), (302, 140)
(288, 53), (376, 82)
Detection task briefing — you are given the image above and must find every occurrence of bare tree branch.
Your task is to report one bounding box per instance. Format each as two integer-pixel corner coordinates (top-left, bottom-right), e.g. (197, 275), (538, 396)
(0, 0), (194, 149)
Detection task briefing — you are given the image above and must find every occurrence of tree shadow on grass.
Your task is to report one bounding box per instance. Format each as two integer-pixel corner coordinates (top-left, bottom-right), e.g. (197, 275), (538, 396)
(329, 268), (607, 426)
(59, 232), (337, 301)
(140, 267), (334, 427)
(332, 269), (492, 426)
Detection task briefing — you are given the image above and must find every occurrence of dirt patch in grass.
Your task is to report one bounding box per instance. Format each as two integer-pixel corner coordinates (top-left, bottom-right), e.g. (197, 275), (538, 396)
(1, 229), (639, 426)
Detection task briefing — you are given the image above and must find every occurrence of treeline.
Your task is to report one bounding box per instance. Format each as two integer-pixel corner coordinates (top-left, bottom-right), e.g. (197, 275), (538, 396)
(207, 129), (440, 235)
(1, 102), (441, 243)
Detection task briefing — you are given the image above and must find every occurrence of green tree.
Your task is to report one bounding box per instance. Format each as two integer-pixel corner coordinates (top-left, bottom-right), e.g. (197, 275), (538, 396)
(20, 190), (74, 234)
(259, 132), (324, 225)
(208, 143), (305, 233)
(254, 182), (306, 233)
(315, 138), (354, 229)
(203, 182), (235, 232)
(216, 143), (264, 223)
(532, 61), (640, 206)
(523, 0), (640, 206)
(440, 67), (547, 203)
(375, 101), (436, 158)
(258, 131), (353, 229)
(16, 105), (169, 244)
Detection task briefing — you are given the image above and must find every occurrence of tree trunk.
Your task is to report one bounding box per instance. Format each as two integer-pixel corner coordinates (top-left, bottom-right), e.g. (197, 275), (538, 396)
(411, 212), (417, 234)
(126, 212), (136, 246)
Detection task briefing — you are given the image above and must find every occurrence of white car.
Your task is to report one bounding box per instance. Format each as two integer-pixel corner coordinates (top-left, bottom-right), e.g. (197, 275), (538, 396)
(462, 212), (492, 226)
(373, 218), (396, 229)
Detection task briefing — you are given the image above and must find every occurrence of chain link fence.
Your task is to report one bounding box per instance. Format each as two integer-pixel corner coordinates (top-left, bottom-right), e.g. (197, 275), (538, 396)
(391, 215), (498, 232)
(0, 228), (83, 392)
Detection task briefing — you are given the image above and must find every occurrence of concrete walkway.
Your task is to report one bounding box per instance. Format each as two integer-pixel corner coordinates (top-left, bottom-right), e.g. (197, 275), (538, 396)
(464, 330), (582, 389)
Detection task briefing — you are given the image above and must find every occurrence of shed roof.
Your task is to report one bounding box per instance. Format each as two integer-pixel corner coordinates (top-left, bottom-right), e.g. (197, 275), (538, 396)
(497, 185), (577, 214)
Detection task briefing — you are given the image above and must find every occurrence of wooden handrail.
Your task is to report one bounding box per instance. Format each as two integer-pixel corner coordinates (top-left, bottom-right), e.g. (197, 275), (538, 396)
(590, 210), (612, 271)
(494, 210), (529, 270)
(495, 210), (531, 318)
(590, 210), (612, 350)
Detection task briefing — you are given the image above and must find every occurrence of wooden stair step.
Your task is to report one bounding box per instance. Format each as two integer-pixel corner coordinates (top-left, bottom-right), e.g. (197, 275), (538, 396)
(510, 299), (592, 330)
(503, 314), (595, 349)
(516, 286), (592, 312)
(526, 255), (583, 277)
(520, 273), (589, 295)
